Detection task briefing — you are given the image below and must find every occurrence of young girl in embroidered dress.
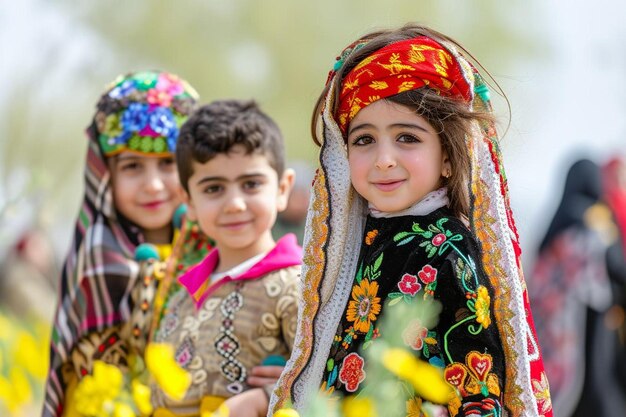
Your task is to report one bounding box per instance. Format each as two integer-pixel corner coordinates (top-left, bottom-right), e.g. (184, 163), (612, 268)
(42, 71), (199, 417)
(270, 23), (553, 417)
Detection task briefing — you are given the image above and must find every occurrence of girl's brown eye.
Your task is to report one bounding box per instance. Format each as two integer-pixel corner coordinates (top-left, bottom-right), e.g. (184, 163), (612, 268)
(351, 135), (374, 146)
(398, 134), (419, 143)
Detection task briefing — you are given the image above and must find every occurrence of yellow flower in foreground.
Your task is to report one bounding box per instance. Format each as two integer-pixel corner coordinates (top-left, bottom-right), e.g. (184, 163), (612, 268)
(382, 348), (452, 404)
(114, 401), (136, 417)
(145, 343), (191, 401)
(203, 403), (230, 417)
(9, 367), (33, 407)
(132, 379), (153, 415)
(0, 374), (19, 412)
(74, 361), (123, 416)
(341, 396), (377, 417)
(474, 286), (491, 329)
(273, 409), (300, 417)
(0, 314), (13, 340)
(14, 330), (48, 379)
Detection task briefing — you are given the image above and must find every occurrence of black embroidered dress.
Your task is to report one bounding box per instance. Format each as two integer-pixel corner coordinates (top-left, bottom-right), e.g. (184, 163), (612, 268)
(321, 207), (506, 416)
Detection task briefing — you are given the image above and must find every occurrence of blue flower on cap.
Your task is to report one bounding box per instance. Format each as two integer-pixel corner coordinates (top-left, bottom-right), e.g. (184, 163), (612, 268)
(149, 107), (177, 137)
(122, 103), (150, 132)
(167, 131), (179, 152)
(108, 79), (137, 100)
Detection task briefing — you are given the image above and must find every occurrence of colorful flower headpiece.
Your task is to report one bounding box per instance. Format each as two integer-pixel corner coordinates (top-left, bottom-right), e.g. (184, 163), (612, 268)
(94, 70), (199, 157)
(335, 36), (473, 134)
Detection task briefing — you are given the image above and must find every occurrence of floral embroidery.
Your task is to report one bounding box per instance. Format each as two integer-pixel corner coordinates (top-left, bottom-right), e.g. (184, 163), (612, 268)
(365, 229), (379, 245)
(432, 233), (447, 247)
(342, 326), (358, 349)
(444, 351), (500, 401)
(421, 331), (440, 360)
(406, 397), (424, 417)
(402, 319), (429, 351)
(320, 380), (336, 395)
(417, 265), (437, 284)
(448, 394), (462, 416)
(346, 279), (382, 333)
(444, 363), (468, 391)
(338, 352), (366, 393)
(175, 337), (194, 368)
(393, 218), (463, 258)
(474, 286), (491, 329)
(398, 274), (421, 296)
(466, 351), (493, 382)
(532, 372), (552, 415)
(321, 214), (507, 412)
(356, 253), (384, 283)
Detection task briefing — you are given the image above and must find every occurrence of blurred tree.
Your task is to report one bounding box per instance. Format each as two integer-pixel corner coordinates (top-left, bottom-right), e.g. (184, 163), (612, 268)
(1, 0), (542, 258)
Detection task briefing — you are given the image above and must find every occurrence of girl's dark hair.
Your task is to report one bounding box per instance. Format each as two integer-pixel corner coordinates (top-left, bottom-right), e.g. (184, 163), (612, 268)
(176, 99), (285, 193)
(312, 23), (498, 218)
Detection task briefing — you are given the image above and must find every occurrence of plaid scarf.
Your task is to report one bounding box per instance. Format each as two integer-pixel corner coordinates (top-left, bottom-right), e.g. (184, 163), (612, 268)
(42, 70), (197, 417)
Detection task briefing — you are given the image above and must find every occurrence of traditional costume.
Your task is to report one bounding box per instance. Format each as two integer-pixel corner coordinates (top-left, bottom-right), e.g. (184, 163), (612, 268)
(148, 234), (301, 415)
(270, 33), (552, 417)
(42, 71), (198, 417)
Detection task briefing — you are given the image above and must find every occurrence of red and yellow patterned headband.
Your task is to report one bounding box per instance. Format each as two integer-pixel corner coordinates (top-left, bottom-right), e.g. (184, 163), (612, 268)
(336, 36), (472, 134)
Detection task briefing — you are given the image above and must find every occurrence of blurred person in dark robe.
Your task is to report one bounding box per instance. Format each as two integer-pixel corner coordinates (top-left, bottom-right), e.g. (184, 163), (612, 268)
(529, 158), (626, 417)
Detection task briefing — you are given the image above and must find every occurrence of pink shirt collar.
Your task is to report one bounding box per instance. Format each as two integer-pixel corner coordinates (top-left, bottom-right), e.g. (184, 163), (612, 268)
(178, 234), (302, 308)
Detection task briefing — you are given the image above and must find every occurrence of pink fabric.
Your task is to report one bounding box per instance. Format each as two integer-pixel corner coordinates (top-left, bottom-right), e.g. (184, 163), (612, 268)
(179, 234), (302, 308)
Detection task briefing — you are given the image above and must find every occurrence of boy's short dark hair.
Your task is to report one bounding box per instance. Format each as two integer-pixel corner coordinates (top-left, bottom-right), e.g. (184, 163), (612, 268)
(176, 99), (286, 192)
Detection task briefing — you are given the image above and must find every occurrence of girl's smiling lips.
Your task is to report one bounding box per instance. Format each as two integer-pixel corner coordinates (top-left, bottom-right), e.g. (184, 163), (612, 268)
(141, 200), (166, 209)
(372, 179), (405, 192)
(220, 220), (253, 230)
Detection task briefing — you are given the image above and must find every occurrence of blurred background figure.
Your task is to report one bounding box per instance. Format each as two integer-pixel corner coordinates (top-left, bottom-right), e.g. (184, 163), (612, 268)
(272, 160), (314, 244)
(0, 222), (57, 416)
(0, 228), (57, 320)
(528, 157), (626, 417)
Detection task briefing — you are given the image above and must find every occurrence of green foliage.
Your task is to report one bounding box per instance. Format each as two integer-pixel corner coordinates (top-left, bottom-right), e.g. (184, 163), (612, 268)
(1, 0), (541, 252)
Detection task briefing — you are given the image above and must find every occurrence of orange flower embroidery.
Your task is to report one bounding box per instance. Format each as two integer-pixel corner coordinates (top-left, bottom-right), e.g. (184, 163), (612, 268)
(406, 397), (424, 417)
(365, 229), (379, 245)
(346, 279), (382, 333)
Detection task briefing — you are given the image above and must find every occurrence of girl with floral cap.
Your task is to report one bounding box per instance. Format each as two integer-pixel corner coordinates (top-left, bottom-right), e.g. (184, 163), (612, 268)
(42, 70), (199, 417)
(270, 23), (553, 417)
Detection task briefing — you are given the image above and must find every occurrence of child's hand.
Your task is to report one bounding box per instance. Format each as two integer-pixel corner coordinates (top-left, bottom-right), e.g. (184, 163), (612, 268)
(222, 388), (268, 417)
(247, 365), (285, 387)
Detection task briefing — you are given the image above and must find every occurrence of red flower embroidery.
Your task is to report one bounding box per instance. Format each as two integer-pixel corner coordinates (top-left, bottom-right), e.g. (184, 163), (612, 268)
(402, 319), (429, 350)
(444, 363), (469, 389)
(338, 352), (366, 392)
(398, 273), (422, 296)
(418, 265), (438, 284)
(431, 233), (446, 246)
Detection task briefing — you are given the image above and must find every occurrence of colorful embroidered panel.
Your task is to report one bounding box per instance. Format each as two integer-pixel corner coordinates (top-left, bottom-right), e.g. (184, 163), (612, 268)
(321, 209), (505, 416)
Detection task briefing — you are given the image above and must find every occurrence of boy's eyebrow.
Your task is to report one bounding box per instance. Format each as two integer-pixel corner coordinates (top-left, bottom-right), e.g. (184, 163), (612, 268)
(348, 122), (430, 136)
(195, 172), (268, 185)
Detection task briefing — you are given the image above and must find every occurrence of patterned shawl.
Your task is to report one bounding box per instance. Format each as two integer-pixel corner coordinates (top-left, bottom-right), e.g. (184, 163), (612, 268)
(42, 71), (198, 417)
(270, 33), (552, 417)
